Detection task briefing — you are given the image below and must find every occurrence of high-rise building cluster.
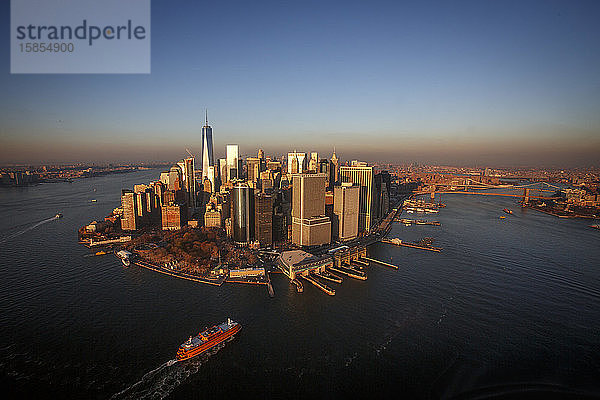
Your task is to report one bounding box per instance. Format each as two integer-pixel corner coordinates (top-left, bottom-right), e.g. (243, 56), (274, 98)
(120, 156), (195, 232)
(118, 114), (393, 249)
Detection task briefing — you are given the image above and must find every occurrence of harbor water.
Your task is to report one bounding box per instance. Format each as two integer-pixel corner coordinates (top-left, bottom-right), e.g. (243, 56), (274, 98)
(1, 169), (600, 399)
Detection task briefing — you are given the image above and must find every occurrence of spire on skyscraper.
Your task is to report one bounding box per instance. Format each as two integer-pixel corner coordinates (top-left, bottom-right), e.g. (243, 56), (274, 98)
(201, 112), (214, 182)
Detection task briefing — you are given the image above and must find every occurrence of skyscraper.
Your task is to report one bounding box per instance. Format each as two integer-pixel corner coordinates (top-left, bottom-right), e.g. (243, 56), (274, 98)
(246, 157), (261, 185)
(287, 152), (307, 174)
(231, 183), (253, 244)
(177, 157), (196, 208)
(121, 189), (138, 231)
(291, 173), (331, 246)
(339, 165), (375, 233)
(254, 192), (273, 247)
(218, 158), (227, 186)
(201, 111), (214, 182)
(330, 150), (339, 186)
(227, 144), (239, 181)
(333, 183), (360, 241)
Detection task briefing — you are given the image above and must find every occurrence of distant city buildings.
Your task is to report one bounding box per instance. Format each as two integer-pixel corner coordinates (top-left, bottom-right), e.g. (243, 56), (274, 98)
(106, 118), (435, 252)
(287, 152), (307, 174)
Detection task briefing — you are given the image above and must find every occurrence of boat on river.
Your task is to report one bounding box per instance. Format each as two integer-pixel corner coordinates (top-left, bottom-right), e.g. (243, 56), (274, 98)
(176, 319), (241, 361)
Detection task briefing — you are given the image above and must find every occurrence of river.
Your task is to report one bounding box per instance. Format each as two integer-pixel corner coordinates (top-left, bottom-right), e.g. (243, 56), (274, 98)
(1, 169), (599, 399)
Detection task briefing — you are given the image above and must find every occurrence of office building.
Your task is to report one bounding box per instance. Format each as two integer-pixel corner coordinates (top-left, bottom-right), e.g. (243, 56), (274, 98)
(308, 152), (318, 172)
(330, 151), (339, 186)
(121, 190), (137, 231)
(247, 157), (261, 185)
(340, 165), (375, 233)
(287, 152), (307, 174)
(254, 192), (273, 247)
(227, 144), (239, 181)
(204, 209), (222, 228)
(291, 173), (331, 246)
(231, 183), (253, 244)
(201, 112), (214, 183)
(177, 157), (196, 207)
(161, 203), (187, 230)
(333, 183), (360, 241)
(218, 158), (227, 185)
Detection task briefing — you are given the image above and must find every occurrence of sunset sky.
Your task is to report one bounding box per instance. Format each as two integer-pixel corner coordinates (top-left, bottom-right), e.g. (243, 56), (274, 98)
(1, 0), (599, 166)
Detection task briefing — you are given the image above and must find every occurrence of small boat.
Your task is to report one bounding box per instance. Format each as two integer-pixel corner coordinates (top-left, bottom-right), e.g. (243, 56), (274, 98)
(91, 199), (97, 202)
(95, 251), (107, 256)
(55, 213), (63, 219)
(503, 208), (513, 214)
(591, 224), (600, 230)
(499, 216), (506, 219)
(176, 319), (241, 361)
(116, 250), (132, 267)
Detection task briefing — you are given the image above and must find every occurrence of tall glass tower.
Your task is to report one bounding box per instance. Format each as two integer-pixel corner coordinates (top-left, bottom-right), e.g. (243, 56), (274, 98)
(201, 110), (214, 181)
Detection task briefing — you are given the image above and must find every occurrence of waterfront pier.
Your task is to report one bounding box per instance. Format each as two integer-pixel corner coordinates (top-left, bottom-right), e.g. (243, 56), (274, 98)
(361, 256), (399, 269)
(329, 265), (367, 280)
(291, 278), (304, 293)
(303, 275), (335, 295)
(266, 271), (275, 298)
(314, 271), (343, 284)
(380, 238), (442, 252)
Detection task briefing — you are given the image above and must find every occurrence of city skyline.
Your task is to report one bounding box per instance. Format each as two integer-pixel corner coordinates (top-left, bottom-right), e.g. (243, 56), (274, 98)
(1, 0), (600, 166)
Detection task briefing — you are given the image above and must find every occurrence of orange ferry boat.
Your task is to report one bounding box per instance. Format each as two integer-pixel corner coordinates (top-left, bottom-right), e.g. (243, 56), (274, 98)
(176, 319), (241, 361)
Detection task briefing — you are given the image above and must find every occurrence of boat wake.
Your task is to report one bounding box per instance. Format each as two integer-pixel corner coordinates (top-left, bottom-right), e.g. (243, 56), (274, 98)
(0, 215), (60, 244)
(110, 339), (232, 400)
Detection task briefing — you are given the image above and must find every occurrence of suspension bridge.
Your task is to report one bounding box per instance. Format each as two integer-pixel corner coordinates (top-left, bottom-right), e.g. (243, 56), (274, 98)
(414, 180), (562, 201)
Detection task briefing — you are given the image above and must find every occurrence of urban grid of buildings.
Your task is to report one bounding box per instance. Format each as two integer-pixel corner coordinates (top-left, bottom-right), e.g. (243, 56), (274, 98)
(116, 116), (393, 250)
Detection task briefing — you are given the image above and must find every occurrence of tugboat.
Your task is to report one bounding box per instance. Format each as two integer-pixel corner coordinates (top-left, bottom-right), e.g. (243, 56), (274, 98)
(176, 319), (241, 361)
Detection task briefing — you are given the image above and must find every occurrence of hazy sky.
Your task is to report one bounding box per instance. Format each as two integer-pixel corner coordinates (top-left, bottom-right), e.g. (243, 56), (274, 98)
(1, 0), (599, 166)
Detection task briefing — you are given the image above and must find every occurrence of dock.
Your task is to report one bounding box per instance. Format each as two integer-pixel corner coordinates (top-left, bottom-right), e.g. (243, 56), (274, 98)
(266, 272), (275, 298)
(353, 259), (369, 266)
(395, 219), (441, 226)
(314, 271), (343, 284)
(329, 266), (367, 281)
(380, 239), (442, 252)
(133, 260), (226, 286)
(302, 275), (335, 296)
(291, 278), (304, 293)
(361, 256), (399, 269)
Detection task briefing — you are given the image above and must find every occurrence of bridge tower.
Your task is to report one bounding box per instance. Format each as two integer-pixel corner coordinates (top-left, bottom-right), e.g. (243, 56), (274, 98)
(522, 188), (530, 204)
